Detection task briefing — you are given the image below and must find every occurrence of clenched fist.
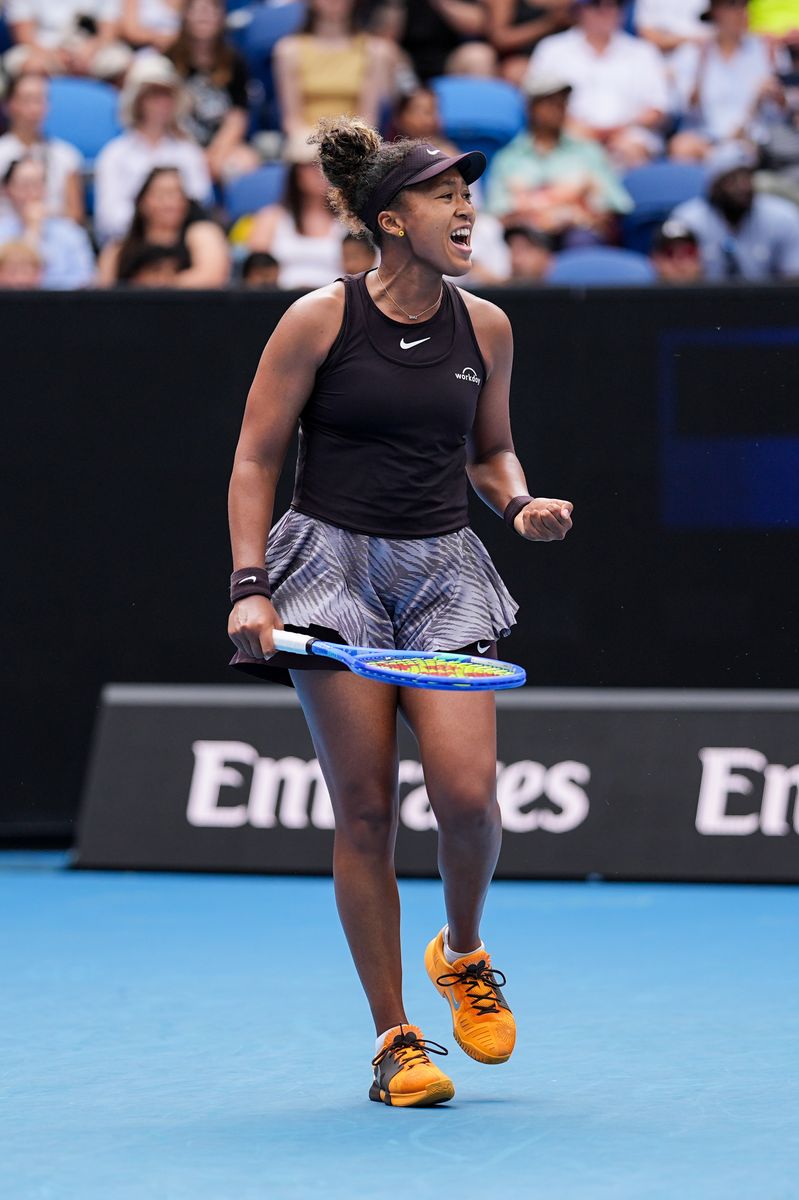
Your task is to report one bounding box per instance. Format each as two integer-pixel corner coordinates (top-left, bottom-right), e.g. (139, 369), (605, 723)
(228, 595), (284, 659)
(514, 498), (573, 542)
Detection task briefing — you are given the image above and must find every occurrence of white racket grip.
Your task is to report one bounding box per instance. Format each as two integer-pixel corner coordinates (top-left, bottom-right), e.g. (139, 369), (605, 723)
(271, 630), (315, 656)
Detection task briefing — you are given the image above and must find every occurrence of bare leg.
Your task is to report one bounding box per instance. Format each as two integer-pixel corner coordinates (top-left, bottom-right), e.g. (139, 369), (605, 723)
(399, 690), (501, 951)
(292, 669), (407, 1035)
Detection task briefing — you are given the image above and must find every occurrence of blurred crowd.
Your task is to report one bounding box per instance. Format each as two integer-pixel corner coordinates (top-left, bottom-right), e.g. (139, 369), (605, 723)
(2, 0), (799, 288)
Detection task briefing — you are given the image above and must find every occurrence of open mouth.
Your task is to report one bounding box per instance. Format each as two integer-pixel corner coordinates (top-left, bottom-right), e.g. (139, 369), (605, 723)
(450, 226), (472, 252)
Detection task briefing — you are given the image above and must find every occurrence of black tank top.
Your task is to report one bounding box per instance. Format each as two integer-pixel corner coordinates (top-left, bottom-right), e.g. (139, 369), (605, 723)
(290, 270), (486, 539)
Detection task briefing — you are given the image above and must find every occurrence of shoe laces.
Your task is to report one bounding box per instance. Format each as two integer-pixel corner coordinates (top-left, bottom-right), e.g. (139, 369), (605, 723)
(371, 1027), (449, 1071)
(436, 959), (508, 1016)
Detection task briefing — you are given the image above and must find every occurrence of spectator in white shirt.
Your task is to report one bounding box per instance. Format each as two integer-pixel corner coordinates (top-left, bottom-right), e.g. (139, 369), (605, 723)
(3, 0), (132, 79)
(670, 0), (785, 160)
(0, 156), (94, 287)
(94, 54), (212, 243)
(634, 0), (709, 52)
(670, 139), (799, 278)
(0, 72), (84, 222)
(526, 0), (670, 167)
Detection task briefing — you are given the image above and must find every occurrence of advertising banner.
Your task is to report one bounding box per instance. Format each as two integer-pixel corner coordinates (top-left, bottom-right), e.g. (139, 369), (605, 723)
(76, 686), (799, 881)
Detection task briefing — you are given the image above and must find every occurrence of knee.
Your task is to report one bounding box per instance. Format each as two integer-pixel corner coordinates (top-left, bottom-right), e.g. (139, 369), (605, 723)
(332, 780), (397, 854)
(432, 776), (500, 835)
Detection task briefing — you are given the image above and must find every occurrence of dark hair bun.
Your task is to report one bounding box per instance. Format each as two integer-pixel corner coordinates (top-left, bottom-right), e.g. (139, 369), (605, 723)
(310, 117), (382, 193)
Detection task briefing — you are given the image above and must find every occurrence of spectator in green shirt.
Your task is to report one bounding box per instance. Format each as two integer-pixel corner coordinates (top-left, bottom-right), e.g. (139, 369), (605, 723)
(486, 73), (633, 244)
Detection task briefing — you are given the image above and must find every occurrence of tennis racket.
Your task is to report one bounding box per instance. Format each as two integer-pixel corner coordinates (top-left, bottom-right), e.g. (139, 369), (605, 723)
(271, 631), (525, 691)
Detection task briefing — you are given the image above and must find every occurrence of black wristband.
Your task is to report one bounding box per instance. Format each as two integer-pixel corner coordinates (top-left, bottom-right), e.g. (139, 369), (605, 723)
(503, 495), (535, 530)
(230, 566), (271, 605)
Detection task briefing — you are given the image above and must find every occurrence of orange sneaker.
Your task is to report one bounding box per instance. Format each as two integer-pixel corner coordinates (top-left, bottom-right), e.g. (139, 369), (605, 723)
(369, 1025), (455, 1107)
(425, 929), (516, 1065)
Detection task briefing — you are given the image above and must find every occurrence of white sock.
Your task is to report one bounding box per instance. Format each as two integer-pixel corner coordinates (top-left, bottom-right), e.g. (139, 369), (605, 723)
(374, 1024), (405, 1056)
(443, 925), (484, 965)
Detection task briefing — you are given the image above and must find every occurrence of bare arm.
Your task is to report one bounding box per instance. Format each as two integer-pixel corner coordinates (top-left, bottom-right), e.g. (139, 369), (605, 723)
(638, 25), (689, 52)
(246, 204), (281, 253)
(120, 0), (176, 50)
(428, 0), (488, 38)
(359, 37), (398, 128)
(463, 293), (573, 541)
(228, 285), (344, 655)
(273, 37), (306, 136)
(635, 106), (666, 131)
(176, 222), (231, 288)
(63, 169), (85, 225)
(96, 240), (121, 285)
(206, 108), (250, 179)
(9, 19), (71, 69)
(486, 0), (570, 56)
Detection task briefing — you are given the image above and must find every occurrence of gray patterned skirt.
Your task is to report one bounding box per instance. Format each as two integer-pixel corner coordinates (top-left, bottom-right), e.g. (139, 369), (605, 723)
(230, 509), (518, 685)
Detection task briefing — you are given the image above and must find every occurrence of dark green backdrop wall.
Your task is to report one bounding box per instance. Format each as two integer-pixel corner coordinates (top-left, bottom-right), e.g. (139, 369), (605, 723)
(3, 287), (797, 840)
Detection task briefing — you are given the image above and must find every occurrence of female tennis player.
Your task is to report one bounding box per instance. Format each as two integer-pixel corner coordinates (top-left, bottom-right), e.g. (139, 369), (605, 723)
(227, 117), (573, 1108)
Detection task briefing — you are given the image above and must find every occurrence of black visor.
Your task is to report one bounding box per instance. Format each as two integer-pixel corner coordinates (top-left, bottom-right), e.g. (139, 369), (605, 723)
(359, 144), (486, 235)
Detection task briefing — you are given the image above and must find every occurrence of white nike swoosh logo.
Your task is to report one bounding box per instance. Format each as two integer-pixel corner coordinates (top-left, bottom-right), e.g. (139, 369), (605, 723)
(477, 641), (491, 654)
(400, 337), (431, 349)
(426, 148), (440, 156)
(237, 576), (257, 584)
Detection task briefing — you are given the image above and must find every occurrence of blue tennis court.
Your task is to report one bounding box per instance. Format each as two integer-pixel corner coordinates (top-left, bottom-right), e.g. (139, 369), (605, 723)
(2, 853), (796, 1199)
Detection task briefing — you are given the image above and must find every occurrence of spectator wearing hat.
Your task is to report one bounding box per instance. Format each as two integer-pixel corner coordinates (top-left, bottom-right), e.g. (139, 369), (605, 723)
(484, 0), (573, 87)
(93, 54), (212, 243)
(526, 0), (670, 167)
(0, 71), (84, 223)
(246, 135), (344, 290)
(649, 218), (704, 281)
(486, 74), (633, 242)
(502, 223), (554, 281)
(3, 0), (132, 79)
(0, 156), (94, 287)
(670, 0), (787, 161)
(634, 0), (709, 52)
(97, 165), (230, 286)
(273, 0), (400, 139)
(168, 0), (259, 183)
(670, 139), (799, 277)
(0, 237), (44, 286)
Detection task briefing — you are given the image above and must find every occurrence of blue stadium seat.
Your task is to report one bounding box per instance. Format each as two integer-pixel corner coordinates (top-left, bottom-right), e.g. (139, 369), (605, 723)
(0, 11), (13, 53)
(235, 0), (306, 70)
(621, 161), (706, 253)
(224, 162), (288, 220)
(42, 78), (122, 162)
(228, 1), (306, 130)
(547, 246), (656, 286)
(623, 0), (636, 34)
(430, 77), (525, 165)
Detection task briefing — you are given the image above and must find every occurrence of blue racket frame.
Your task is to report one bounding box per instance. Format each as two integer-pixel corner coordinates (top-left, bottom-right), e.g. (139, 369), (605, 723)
(272, 631), (526, 691)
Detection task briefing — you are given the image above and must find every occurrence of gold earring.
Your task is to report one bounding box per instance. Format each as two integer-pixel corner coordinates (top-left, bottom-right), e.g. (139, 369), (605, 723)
(397, 229), (405, 237)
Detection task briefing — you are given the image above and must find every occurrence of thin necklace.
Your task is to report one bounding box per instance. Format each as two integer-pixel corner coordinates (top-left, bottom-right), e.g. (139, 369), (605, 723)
(375, 268), (443, 322)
